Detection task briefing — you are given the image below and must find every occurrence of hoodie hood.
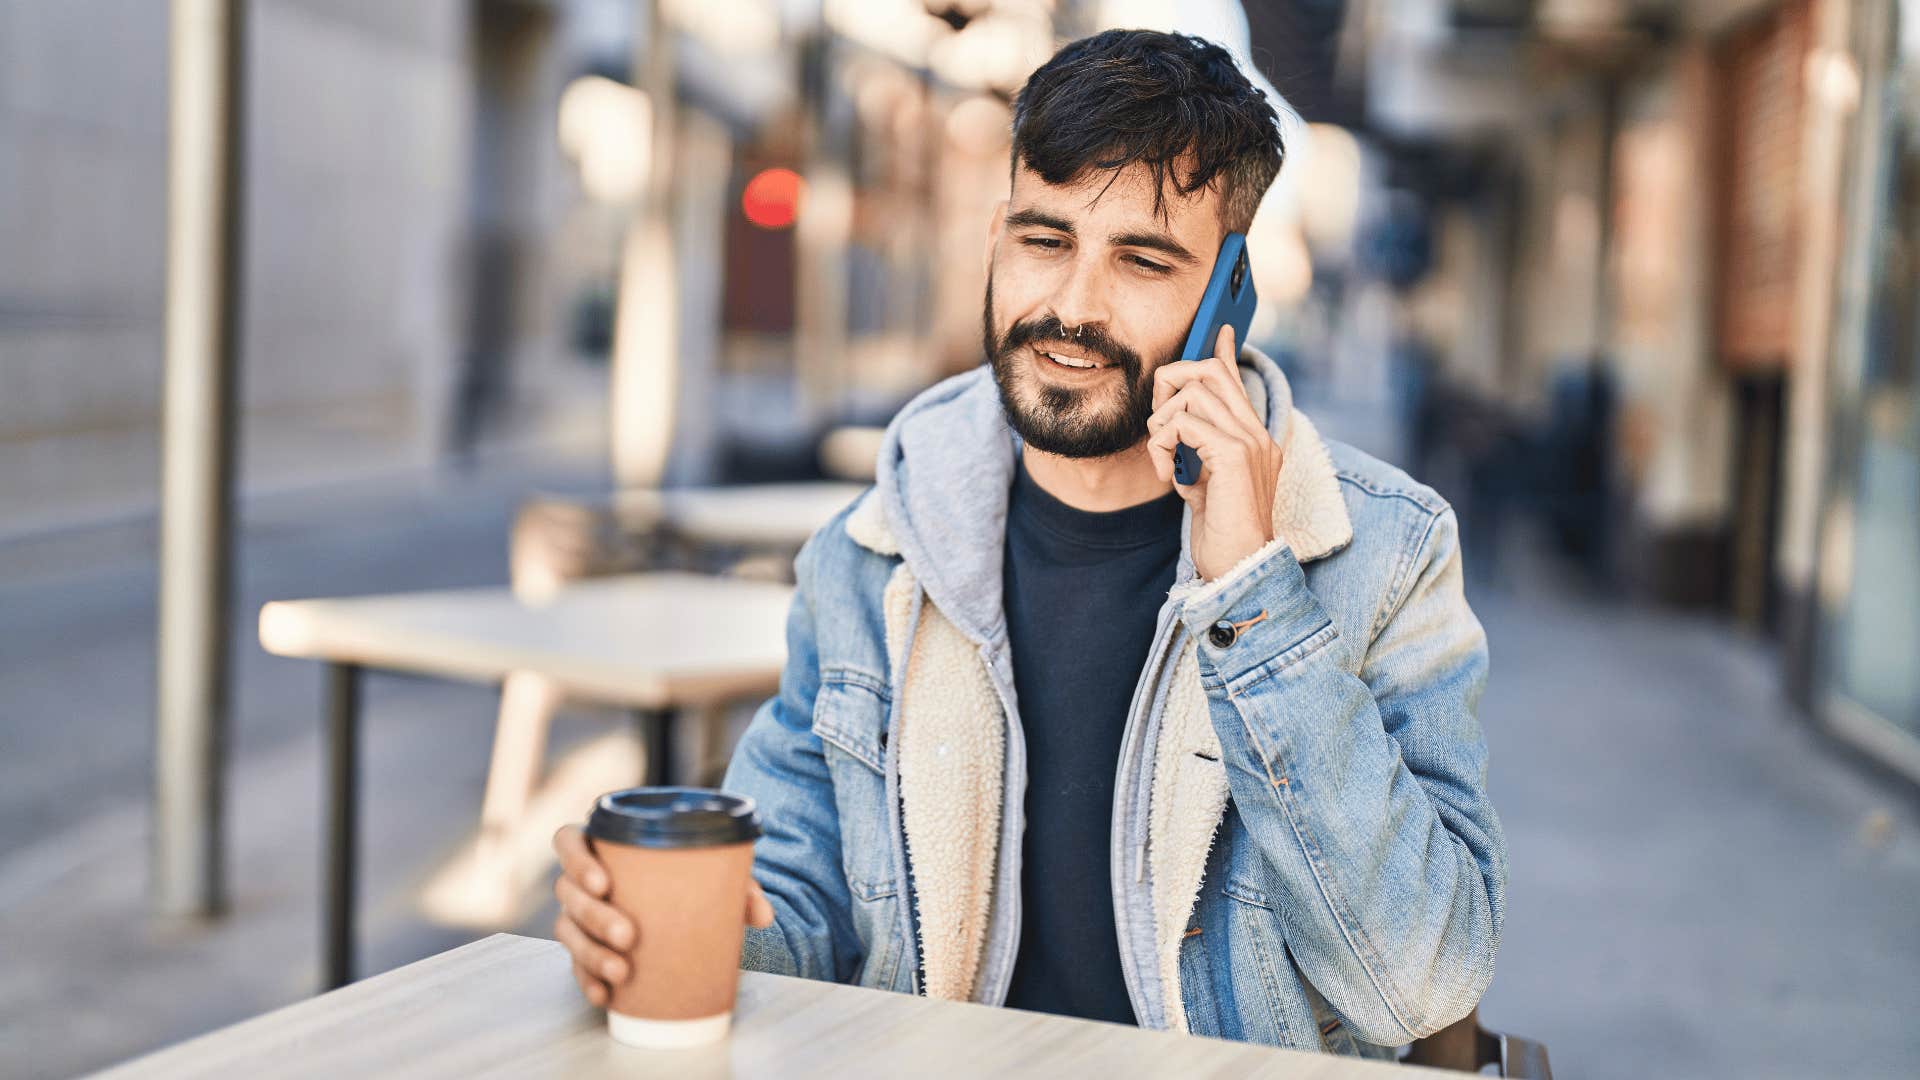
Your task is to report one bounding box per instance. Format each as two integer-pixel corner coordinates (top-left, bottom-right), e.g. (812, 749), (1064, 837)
(844, 344), (1352, 643)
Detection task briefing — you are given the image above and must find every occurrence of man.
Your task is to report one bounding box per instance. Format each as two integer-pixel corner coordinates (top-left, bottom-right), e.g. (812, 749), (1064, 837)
(551, 29), (1505, 1059)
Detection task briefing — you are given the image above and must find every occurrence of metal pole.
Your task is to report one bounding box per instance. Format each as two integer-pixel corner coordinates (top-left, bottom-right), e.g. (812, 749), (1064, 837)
(323, 663), (361, 989)
(154, 0), (245, 918)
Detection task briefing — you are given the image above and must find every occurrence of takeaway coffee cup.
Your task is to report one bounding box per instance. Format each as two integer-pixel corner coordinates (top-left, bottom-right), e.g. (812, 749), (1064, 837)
(585, 786), (762, 1049)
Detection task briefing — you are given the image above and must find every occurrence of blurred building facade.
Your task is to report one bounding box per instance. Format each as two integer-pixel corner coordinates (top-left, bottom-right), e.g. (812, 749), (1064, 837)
(0, 0), (616, 540)
(1346, 0), (1920, 782)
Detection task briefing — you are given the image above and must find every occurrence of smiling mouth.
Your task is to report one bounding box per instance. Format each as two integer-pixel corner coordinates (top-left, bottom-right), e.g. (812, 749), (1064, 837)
(1035, 345), (1109, 371)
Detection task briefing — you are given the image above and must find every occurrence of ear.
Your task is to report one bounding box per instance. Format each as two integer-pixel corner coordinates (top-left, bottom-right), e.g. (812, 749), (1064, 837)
(983, 200), (1007, 277)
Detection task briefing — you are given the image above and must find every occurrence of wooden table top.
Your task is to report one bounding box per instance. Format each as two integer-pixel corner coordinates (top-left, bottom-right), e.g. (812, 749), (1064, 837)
(258, 572), (792, 709)
(100, 934), (1437, 1079)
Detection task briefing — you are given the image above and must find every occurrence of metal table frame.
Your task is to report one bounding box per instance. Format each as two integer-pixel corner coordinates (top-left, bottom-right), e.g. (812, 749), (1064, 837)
(318, 664), (681, 990)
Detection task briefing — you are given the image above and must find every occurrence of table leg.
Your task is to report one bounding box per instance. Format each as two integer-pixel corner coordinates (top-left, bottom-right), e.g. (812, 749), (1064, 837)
(323, 662), (360, 991)
(633, 708), (676, 786)
(480, 672), (558, 839)
(693, 703), (728, 788)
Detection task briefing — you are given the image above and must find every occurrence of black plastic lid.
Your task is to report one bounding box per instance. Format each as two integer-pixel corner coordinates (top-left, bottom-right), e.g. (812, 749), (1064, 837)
(586, 787), (761, 849)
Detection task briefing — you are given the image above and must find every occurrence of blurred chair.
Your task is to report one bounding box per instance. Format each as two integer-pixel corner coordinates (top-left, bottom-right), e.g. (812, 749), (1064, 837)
(1404, 1007), (1552, 1077)
(818, 424), (886, 483)
(509, 494), (654, 602)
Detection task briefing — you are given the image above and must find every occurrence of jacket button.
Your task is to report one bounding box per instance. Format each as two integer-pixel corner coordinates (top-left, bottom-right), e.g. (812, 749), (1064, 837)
(1207, 622), (1237, 648)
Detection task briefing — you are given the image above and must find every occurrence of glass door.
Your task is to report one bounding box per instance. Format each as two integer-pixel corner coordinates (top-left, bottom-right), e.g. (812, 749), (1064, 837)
(1820, 0), (1920, 779)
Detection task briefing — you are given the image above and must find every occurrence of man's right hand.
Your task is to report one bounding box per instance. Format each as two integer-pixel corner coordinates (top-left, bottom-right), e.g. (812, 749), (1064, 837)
(551, 824), (776, 1008)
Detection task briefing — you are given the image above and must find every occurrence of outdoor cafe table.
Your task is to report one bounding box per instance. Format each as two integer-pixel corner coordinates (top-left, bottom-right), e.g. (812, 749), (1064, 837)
(257, 572), (794, 991)
(99, 933), (1441, 1078)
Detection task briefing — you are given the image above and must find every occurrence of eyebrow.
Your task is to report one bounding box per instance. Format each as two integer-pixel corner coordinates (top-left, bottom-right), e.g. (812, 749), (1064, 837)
(1004, 207), (1199, 267)
(1109, 228), (1198, 266)
(1005, 208), (1076, 234)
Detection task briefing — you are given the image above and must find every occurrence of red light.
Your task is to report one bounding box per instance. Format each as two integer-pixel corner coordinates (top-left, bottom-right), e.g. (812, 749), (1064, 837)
(742, 167), (804, 229)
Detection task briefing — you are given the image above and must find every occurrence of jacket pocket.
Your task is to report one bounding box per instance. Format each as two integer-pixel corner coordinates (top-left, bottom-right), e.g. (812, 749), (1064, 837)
(812, 670), (890, 776)
(810, 672), (897, 899)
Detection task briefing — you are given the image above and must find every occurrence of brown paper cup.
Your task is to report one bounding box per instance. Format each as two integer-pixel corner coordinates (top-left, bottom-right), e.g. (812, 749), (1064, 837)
(585, 788), (761, 1049)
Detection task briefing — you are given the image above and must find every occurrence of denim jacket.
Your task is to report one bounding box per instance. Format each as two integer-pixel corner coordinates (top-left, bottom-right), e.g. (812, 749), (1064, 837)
(723, 346), (1505, 1058)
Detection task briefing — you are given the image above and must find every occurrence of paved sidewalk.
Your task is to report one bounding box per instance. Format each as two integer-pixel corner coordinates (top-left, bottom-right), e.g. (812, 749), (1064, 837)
(1471, 546), (1920, 1079)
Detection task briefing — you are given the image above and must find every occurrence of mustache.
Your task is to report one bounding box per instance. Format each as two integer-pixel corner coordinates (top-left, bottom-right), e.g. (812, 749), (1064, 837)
(997, 313), (1143, 374)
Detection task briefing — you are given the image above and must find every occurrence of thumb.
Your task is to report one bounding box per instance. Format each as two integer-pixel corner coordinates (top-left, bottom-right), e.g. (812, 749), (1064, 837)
(745, 877), (775, 929)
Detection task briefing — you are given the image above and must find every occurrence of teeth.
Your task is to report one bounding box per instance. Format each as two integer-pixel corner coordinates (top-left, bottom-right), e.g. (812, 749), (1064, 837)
(1046, 351), (1098, 369)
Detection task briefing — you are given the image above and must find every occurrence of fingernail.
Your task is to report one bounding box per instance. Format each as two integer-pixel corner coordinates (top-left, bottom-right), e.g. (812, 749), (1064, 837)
(611, 922), (631, 948)
(587, 871), (605, 893)
(602, 958), (622, 981)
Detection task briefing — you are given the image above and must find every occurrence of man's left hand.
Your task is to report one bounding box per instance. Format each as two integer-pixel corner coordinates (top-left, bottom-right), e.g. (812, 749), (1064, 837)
(1147, 325), (1284, 582)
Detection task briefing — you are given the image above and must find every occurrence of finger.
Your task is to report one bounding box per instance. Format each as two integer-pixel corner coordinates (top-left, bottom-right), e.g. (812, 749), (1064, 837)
(555, 910), (630, 986)
(1144, 398), (1197, 465)
(1150, 416), (1214, 489)
(1152, 359), (1187, 411)
(1204, 352), (1264, 432)
(1213, 323), (1237, 363)
(1156, 352), (1261, 433)
(1152, 382), (1244, 437)
(556, 873), (636, 951)
(553, 824), (610, 897)
(1150, 410), (1247, 483)
(571, 959), (610, 1008)
(1146, 422), (1177, 484)
(1148, 385), (1261, 476)
(1152, 345), (1259, 430)
(1147, 399), (1234, 492)
(745, 879), (775, 929)
(1152, 353), (1231, 411)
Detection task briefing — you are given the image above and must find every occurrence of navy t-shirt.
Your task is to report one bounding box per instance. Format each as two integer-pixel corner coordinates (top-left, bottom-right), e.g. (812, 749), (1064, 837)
(1000, 456), (1185, 1025)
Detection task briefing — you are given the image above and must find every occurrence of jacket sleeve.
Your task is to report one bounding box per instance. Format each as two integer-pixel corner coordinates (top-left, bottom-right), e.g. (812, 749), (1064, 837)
(1179, 507), (1506, 1045)
(722, 533), (865, 983)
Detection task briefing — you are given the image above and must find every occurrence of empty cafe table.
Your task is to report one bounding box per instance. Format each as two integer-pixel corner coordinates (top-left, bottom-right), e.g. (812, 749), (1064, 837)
(98, 933), (1441, 1078)
(257, 573), (793, 991)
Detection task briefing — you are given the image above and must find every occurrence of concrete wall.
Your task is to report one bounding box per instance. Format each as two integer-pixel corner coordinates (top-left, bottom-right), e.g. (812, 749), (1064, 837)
(2, 0), (174, 531)
(243, 0), (471, 479)
(0, 0), (599, 538)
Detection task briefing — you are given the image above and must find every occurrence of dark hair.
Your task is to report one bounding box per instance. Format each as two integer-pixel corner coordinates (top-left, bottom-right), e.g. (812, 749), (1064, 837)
(1010, 29), (1284, 232)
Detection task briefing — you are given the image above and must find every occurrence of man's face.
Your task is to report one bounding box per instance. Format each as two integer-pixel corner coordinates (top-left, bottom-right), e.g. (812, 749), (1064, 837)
(984, 160), (1227, 458)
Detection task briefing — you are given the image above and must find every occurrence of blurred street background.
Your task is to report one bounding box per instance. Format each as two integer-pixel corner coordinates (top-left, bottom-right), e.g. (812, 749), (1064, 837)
(3, 1), (1919, 1077)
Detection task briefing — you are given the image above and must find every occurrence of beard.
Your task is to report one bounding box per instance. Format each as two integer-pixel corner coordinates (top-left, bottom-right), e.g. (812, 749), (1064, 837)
(982, 276), (1170, 459)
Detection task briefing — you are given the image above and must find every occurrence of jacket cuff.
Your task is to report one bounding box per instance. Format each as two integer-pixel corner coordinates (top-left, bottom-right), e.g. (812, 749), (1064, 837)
(1178, 540), (1334, 688)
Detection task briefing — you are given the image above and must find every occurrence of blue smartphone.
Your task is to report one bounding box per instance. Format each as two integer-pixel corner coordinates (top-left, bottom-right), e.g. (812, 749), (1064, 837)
(1174, 232), (1257, 485)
